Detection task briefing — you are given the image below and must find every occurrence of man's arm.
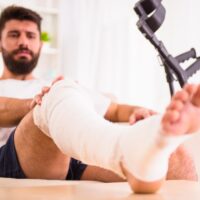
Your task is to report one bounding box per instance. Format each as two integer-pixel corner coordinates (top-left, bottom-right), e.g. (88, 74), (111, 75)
(0, 77), (63, 128)
(104, 102), (156, 124)
(0, 97), (32, 127)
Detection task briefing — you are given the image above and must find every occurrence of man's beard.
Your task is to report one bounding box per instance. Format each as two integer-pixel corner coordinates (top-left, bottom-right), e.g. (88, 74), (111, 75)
(1, 47), (40, 75)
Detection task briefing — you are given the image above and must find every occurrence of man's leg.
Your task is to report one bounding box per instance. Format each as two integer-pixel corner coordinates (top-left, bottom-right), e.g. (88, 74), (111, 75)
(14, 110), (70, 179)
(32, 80), (200, 193)
(14, 110), (124, 181)
(167, 145), (198, 180)
(14, 110), (197, 182)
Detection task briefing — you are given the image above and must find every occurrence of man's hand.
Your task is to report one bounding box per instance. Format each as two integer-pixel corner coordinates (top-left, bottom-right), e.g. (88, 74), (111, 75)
(129, 107), (157, 125)
(105, 103), (157, 124)
(30, 76), (64, 109)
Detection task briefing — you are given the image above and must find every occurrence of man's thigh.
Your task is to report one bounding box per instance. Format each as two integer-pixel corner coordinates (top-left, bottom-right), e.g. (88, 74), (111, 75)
(0, 127), (87, 180)
(13, 110), (78, 180)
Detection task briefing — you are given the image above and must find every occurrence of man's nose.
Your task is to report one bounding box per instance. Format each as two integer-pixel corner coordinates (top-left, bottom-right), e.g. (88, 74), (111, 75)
(17, 34), (29, 47)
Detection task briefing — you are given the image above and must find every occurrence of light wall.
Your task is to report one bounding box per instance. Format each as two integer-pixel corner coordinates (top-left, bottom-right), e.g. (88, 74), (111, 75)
(59, 0), (200, 112)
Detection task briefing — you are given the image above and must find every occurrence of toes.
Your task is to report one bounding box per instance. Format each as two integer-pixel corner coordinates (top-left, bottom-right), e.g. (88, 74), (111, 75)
(192, 85), (200, 107)
(166, 100), (184, 112)
(173, 84), (200, 108)
(172, 84), (198, 104)
(162, 110), (181, 134)
(183, 84), (198, 97)
(172, 90), (189, 104)
(162, 109), (180, 125)
(164, 90), (187, 126)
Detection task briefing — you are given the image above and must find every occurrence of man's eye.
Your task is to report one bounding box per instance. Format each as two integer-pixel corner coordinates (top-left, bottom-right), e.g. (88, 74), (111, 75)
(9, 33), (18, 38)
(27, 34), (36, 39)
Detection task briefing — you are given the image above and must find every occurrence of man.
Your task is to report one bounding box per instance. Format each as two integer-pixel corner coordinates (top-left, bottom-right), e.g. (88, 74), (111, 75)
(0, 5), (197, 193)
(0, 5), (158, 181)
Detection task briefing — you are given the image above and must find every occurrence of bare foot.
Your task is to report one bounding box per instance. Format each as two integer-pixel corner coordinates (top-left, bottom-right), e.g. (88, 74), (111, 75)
(162, 84), (200, 135)
(122, 85), (200, 194)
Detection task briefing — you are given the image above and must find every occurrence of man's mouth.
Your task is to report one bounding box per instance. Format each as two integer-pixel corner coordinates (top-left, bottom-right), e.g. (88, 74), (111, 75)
(15, 50), (32, 58)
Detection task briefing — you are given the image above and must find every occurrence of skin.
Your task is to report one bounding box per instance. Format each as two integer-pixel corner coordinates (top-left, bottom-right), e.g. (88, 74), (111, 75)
(0, 19), (42, 80)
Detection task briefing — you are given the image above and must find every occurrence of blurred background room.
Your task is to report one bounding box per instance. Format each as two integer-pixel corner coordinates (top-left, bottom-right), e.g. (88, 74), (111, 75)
(1, 0), (200, 181)
(0, 0), (200, 113)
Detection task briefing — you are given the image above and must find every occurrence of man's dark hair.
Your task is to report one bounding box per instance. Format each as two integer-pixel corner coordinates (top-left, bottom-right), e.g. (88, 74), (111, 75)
(0, 5), (42, 37)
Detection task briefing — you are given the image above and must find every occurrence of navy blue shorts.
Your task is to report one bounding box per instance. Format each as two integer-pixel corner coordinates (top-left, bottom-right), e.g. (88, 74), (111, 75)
(0, 130), (87, 180)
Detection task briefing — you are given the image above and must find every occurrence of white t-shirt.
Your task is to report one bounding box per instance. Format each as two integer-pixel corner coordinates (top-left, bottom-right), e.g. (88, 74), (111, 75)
(0, 78), (111, 147)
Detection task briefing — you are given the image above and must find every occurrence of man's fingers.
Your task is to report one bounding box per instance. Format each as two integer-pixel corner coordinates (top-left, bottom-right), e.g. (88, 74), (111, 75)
(34, 94), (42, 105)
(129, 115), (136, 125)
(149, 110), (157, 115)
(41, 86), (50, 95)
(129, 111), (148, 124)
(30, 100), (36, 109)
(135, 109), (150, 119)
(30, 94), (43, 109)
(30, 81), (59, 109)
(129, 109), (156, 125)
(51, 75), (64, 86)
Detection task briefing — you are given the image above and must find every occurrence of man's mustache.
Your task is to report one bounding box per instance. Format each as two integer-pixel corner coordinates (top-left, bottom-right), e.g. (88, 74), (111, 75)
(12, 48), (34, 56)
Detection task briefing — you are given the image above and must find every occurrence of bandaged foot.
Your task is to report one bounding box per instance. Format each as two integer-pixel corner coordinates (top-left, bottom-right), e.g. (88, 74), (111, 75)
(33, 80), (200, 185)
(121, 84), (200, 185)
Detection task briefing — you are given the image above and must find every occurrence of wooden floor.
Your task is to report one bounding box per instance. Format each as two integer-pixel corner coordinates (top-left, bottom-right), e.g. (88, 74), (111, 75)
(0, 178), (200, 200)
